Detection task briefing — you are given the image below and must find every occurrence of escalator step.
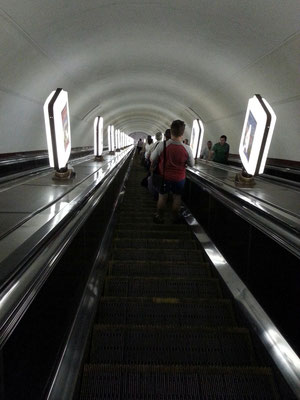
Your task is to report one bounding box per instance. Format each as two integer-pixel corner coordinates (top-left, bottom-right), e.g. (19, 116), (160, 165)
(97, 298), (236, 326)
(111, 249), (204, 262)
(122, 200), (155, 206)
(104, 277), (222, 298)
(109, 261), (211, 278)
(117, 210), (187, 220)
(117, 216), (157, 224)
(116, 223), (189, 231)
(80, 365), (279, 400)
(119, 210), (159, 216)
(114, 230), (193, 240)
(80, 157), (283, 399)
(122, 203), (155, 209)
(113, 238), (199, 250)
(121, 202), (156, 207)
(121, 205), (155, 210)
(121, 205), (155, 209)
(90, 325), (256, 366)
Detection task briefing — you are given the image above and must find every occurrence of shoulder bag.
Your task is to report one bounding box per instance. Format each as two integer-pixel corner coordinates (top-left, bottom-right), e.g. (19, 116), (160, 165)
(151, 140), (166, 190)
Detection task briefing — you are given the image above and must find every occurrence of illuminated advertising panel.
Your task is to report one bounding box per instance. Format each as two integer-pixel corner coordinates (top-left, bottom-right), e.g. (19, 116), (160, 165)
(190, 119), (204, 159)
(94, 116), (103, 156)
(116, 129), (120, 150)
(118, 131), (120, 149)
(239, 95), (276, 175)
(44, 88), (71, 169)
(108, 126), (111, 151)
(111, 125), (118, 151)
(110, 125), (115, 151)
(114, 129), (117, 149)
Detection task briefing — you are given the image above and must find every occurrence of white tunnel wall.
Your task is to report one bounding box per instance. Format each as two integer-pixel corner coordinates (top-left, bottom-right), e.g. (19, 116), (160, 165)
(204, 33), (300, 158)
(0, 1), (299, 160)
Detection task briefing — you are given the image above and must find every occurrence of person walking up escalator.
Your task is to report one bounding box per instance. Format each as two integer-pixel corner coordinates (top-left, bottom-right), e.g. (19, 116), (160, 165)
(150, 120), (194, 224)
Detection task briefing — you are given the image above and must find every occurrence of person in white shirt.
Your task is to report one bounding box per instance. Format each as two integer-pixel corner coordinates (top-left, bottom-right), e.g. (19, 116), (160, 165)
(137, 138), (143, 153)
(145, 132), (162, 160)
(200, 140), (212, 160)
(144, 135), (153, 154)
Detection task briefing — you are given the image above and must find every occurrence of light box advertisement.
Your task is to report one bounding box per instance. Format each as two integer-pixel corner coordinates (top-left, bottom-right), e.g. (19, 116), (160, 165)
(239, 95), (276, 175)
(116, 129), (120, 149)
(44, 89), (71, 169)
(108, 126), (111, 151)
(94, 116), (103, 156)
(190, 119), (204, 159)
(108, 125), (115, 151)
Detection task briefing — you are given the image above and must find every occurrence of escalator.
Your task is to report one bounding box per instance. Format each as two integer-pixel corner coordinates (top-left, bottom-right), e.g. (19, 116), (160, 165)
(79, 155), (281, 399)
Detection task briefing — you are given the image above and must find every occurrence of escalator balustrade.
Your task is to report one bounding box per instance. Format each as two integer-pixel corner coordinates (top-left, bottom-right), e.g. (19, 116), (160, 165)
(80, 155), (280, 399)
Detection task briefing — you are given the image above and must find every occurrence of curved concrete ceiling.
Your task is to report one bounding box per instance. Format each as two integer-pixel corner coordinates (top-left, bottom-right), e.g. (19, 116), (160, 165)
(0, 1), (299, 159)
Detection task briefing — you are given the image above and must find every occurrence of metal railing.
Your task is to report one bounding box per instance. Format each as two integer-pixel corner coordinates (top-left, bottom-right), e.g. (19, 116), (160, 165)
(0, 147), (134, 348)
(183, 207), (300, 399)
(46, 147), (136, 400)
(186, 167), (300, 260)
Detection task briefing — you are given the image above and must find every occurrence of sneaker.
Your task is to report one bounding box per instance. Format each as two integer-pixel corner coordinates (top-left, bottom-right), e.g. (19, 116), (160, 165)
(153, 214), (164, 224)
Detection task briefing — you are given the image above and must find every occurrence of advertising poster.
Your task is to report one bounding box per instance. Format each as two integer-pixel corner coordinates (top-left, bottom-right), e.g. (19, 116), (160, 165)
(61, 104), (70, 151)
(243, 111), (257, 162)
(190, 122), (198, 158)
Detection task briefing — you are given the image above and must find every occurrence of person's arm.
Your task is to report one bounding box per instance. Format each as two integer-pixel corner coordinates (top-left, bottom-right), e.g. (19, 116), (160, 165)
(225, 144), (230, 161)
(150, 141), (163, 165)
(208, 144), (216, 160)
(185, 145), (195, 167)
(200, 147), (208, 159)
(145, 142), (155, 159)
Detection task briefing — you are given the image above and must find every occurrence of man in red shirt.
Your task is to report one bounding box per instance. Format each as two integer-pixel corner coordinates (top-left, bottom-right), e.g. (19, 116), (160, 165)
(150, 120), (194, 223)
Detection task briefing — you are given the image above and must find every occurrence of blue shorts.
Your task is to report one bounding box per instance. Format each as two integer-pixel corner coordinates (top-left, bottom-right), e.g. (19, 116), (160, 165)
(160, 179), (185, 195)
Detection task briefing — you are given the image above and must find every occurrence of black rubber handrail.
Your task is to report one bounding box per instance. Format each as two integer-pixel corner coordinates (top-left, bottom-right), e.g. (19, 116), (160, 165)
(0, 147), (134, 349)
(46, 147), (136, 400)
(186, 167), (300, 260)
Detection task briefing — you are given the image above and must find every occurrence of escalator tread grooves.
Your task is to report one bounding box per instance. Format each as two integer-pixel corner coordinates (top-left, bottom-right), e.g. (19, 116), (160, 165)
(80, 365), (279, 399)
(79, 154), (280, 399)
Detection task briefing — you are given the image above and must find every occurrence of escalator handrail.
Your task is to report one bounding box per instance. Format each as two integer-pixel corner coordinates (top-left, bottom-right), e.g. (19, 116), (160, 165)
(46, 147), (136, 400)
(0, 146), (94, 166)
(0, 148), (108, 185)
(186, 167), (300, 260)
(228, 156), (300, 176)
(0, 147), (134, 349)
(184, 207), (300, 399)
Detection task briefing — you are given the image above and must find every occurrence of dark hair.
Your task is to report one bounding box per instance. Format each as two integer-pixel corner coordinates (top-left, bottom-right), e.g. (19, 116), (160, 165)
(171, 120), (185, 137)
(147, 136), (153, 145)
(207, 140), (212, 144)
(164, 129), (171, 140)
(220, 135), (227, 141)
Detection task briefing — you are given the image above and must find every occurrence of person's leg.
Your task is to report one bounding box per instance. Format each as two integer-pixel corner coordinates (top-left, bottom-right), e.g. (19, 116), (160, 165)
(171, 179), (185, 222)
(153, 181), (170, 223)
(156, 193), (168, 218)
(172, 194), (182, 215)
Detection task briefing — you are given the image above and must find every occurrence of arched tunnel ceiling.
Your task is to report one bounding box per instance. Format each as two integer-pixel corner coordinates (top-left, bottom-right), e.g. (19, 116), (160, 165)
(0, 0), (299, 158)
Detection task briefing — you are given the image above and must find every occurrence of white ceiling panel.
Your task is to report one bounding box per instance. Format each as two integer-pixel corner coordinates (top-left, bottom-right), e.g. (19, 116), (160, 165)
(0, 0), (299, 159)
